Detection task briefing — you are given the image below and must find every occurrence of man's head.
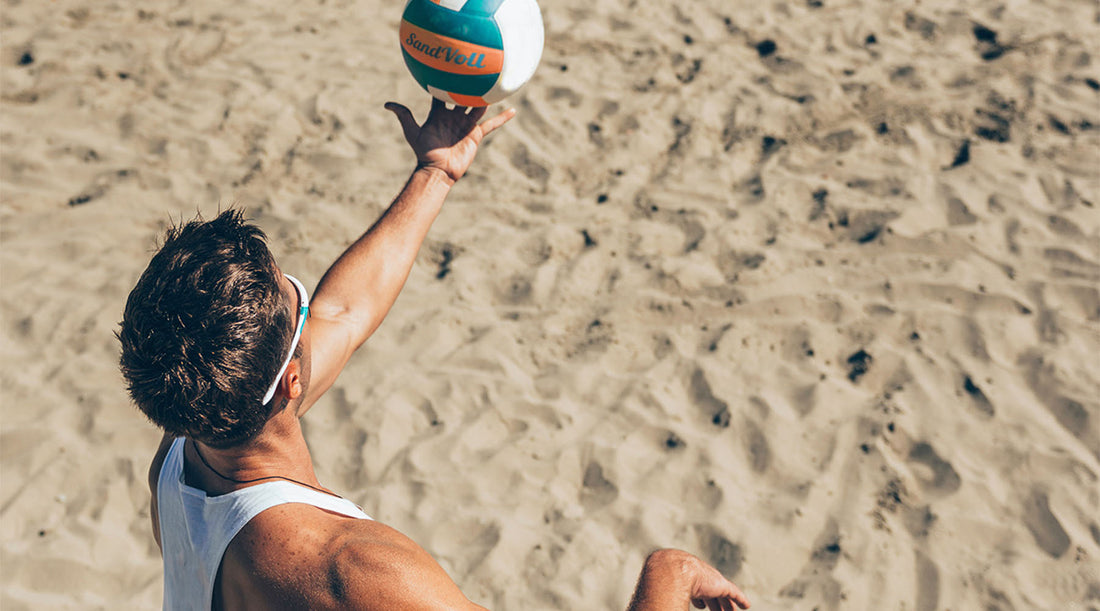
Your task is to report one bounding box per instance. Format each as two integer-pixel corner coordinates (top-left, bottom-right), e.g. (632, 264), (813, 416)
(118, 210), (295, 448)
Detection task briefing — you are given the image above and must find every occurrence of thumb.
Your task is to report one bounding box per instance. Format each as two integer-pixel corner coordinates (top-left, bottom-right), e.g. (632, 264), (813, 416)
(385, 102), (419, 146)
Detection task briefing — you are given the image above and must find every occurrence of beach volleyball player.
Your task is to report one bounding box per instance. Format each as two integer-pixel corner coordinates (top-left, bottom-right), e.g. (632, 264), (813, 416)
(119, 6), (751, 607)
(120, 101), (750, 610)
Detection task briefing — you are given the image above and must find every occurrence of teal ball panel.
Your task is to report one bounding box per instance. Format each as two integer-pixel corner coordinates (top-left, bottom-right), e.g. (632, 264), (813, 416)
(401, 0), (504, 50)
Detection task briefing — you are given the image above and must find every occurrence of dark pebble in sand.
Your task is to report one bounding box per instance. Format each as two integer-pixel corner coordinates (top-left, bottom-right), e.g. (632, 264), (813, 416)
(846, 349), (873, 383)
(755, 40), (777, 57)
(596, 193), (608, 204)
(865, 34), (877, 45)
(18, 51), (34, 66)
(972, 24), (1007, 61)
(684, 35), (694, 45)
(976, 124), (1007, 143)
(815, 539), (841, 560)
(962, 375), (995, 416)
(972, 24), (998, 43)
(963, 376), (981, 394)
(806, 0), (823, 7)
(435, 247), (454, 280)
(949, 139), (970, 168)
(747, 174), (765, 199)
(761, 135), (784, 155)
(1048, 116), (1071, 135)
(581, 229), (597, 248)
(856, 226), (882, 243)
(980, 46), (1007, 61)
(975, 117), (1010, 143)
(665, 433), (685, 450)
(877, 122), (889, 134)
(1085, 78), (1100, 91)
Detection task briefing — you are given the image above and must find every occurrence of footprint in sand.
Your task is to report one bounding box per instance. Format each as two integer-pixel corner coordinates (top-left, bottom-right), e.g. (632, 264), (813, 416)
(580, 460), (618, 509)
(946, 197), (978, 226)
(778, 518), (843, 604)
(497, 273), (533, 305)
(508, 142), (550, 189)
(1022, 488), (1070, 559)
(693, 524), (743, 577)
(907, 442), (961, 496)
(1019, 349), (1098, 456)
(914, 550), (940, 611)
(689, 368), (730, 428)
(742, 418), (770, 474)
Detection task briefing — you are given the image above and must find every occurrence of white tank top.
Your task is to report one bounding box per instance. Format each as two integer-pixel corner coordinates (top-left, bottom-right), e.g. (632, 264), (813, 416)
(157, 437), (371, 610)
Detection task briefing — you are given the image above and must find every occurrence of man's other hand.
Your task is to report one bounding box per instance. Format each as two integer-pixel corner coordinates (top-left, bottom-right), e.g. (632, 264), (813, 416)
(385, 99), (515, 184)
(628, 549), (750, 611)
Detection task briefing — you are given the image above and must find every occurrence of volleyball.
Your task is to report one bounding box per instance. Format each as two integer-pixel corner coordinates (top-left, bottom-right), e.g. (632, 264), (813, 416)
(399, 0), (544, 107)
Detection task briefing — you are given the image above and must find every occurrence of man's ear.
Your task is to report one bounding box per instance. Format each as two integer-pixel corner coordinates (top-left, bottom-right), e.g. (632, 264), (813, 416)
(280, 360), (304, 401)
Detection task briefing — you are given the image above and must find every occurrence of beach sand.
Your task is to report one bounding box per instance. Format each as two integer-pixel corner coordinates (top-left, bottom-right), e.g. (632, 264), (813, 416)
(2, 0), (1099, 608)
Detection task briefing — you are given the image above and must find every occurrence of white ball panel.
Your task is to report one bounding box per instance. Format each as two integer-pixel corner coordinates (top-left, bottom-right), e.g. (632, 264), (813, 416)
(494, 0), (544, 92)
(426, 85), (459, 105)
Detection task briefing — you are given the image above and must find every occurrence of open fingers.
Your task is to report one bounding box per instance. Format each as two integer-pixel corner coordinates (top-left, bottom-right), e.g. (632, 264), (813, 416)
(731, 585), (749, 608)
(426, 97), (447, 120)
(477, 107), (517, 137)
(384, 102), (420, 147)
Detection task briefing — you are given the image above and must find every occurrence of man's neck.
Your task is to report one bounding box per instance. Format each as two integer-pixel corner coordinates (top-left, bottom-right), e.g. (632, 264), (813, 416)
(184, 410), (324, 496)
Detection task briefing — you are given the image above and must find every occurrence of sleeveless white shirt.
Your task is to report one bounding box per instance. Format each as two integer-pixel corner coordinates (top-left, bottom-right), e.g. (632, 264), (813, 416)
(157, 438), (371, 610)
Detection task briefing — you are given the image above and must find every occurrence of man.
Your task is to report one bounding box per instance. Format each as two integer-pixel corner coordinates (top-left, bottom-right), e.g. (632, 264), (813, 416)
(119, 100), (750, 611)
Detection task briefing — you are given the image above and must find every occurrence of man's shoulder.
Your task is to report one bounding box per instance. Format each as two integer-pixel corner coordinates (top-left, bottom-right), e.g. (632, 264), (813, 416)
(229, 502), (411, 565)
(221, 505), (485, 610)
(221, 503), (395, 586)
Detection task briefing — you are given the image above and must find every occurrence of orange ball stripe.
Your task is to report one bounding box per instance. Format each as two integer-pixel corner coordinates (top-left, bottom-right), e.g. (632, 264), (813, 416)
(400, 21), (504, 77)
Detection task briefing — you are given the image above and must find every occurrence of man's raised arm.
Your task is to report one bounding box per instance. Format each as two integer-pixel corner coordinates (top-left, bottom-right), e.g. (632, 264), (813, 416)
(302, 100), (515, 412)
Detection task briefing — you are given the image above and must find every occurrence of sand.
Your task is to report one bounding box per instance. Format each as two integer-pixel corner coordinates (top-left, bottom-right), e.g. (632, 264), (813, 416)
(2, 0), (1099, 608)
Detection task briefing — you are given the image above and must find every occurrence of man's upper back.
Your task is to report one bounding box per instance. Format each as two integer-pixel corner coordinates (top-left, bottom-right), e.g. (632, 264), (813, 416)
(149, 436), (487, 611)
(152, 437), (374, 609)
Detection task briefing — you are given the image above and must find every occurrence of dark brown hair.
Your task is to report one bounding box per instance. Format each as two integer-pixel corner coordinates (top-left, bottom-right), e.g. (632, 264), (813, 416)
(118, 210), (294, 447)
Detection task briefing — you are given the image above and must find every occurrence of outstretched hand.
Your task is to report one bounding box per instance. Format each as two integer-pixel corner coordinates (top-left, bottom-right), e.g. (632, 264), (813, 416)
(628, 549), (749, 611)
(385, 99), (516, 184)
(687, 557), (750, 611)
